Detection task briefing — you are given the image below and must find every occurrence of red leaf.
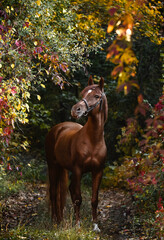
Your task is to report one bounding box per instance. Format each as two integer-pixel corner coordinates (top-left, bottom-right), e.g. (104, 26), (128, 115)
(23, 22), (29, 28)
(152, 177), (157, 185)
(59, 63), (68, 73)
(135, 104), (146, 116)
(111, 65), (123, 76)
(109, 7), (117, 16)
(139, 139), (147, 146)
(11, 87), (17, 95)
(138, 94), (143, 104)
(145, 118), (153, 127)
(7, 163), (12, 171)
(117, 82), (131, 94)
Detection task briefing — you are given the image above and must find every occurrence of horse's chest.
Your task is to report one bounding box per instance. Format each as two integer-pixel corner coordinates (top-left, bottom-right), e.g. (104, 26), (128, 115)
(83, 157), (101, 170)
(77, 143), (106, 171)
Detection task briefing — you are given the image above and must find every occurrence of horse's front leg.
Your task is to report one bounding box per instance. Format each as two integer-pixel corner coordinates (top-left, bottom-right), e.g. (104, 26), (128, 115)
(69, 169), (82, 225)
(91, 169), (103, 232)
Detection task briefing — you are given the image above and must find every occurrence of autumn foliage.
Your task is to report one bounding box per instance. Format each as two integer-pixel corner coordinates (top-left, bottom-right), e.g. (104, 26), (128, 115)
(0, 0), (163, 237)
(106, 0), (163, 96)
(0, 0), (106, 157)
(104, 0), (163, 236)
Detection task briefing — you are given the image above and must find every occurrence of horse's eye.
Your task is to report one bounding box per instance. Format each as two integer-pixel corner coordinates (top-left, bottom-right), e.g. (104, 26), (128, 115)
(95, 95), (99, 99)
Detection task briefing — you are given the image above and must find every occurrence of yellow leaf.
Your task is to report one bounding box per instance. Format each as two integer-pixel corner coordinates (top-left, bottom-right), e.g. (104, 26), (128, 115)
(45, 69), (49, 75)
(63, 8), (67, 13)
(106, 205), (112, 208)
(124, 85), (128, 95)
(137, 94), (143, 104)
(17, 104), (21, 111)
(37, 95), (41, 101)
(36, 0), (41, 6)
(34, 41), (38, 46)
(107, 24), (114, 33)
(41, 84), (46, 88)
(107, 19), (115, 33)
(32, 213), (37, 216)
(24, 119), (28, 124)
(11, 64), (15, 68)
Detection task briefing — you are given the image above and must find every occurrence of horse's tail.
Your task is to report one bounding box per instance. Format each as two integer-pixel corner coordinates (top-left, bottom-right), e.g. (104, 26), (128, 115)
(48, 164), (68, 223)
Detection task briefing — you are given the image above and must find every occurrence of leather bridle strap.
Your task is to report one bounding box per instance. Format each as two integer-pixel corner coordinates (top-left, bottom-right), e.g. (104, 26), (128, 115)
(82, 93), (105, 116)
(82, 98), (89, 111)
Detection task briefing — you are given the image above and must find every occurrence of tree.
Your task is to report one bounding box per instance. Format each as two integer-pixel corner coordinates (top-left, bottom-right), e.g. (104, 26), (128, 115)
(106, 0), (163, 95)
(0, 0), (108, 159)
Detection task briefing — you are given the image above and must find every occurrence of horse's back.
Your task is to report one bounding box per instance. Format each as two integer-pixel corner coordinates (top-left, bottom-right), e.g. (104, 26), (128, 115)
(46, 122), (82, 141)
(45, 122), (82, 166)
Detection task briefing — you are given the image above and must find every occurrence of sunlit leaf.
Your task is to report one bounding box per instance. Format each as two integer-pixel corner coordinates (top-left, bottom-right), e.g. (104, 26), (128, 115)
(59, 63), (68, 73)
(111, 65), (123, 77)
(36, 0), (41, 6)
(138, 94), (143, 104)
(107, 19), (115, 33)
(41, 84), (46, 88)
(37, 95), (41, 101)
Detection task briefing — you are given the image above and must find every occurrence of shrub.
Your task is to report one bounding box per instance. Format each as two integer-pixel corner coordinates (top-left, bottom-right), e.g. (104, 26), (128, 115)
(103, 95), (164, 237)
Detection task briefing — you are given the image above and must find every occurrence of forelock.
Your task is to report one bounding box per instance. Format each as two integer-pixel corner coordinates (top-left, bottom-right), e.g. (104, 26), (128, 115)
(80, 84), (101, 97)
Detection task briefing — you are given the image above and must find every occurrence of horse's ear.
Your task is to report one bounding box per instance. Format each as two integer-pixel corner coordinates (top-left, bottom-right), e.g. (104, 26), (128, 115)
(88, 75), (94, 85)
(99, 77), (104, 91)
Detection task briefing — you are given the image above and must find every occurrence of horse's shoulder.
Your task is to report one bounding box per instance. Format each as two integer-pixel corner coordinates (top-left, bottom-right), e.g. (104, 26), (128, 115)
(50, 122), (82, 140)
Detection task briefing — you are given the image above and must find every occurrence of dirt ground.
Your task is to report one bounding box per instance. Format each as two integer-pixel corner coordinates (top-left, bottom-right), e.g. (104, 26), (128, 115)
(1, 184), (146, 239)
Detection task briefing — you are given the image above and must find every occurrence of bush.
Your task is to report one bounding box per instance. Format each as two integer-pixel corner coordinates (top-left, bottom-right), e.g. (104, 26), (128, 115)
(103, 94), (164, 238)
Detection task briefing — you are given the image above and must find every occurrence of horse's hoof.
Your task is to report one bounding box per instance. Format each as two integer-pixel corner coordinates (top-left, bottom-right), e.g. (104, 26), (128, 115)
(76, 220), (81, 229)
(93, 223), (101, 233)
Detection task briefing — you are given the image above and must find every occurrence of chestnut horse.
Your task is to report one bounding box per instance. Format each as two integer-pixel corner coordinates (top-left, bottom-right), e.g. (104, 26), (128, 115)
(45, 76), (108, 231)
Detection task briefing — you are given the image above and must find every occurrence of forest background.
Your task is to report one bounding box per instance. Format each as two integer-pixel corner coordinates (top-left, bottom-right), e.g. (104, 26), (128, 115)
(0, 0), (164, 239)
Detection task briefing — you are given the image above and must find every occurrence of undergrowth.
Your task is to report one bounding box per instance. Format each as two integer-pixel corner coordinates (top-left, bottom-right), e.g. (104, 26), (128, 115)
(0, 180), (99, 240)
(0, 156), (100, 240)
(0, 226), (97, 240)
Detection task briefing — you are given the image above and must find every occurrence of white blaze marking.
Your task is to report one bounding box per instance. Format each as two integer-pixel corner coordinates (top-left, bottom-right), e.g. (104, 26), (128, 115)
(88, 90), (92, 94)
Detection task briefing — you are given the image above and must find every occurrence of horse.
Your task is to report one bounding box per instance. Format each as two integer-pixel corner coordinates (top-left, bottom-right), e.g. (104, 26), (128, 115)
(45, 76), (108, 232)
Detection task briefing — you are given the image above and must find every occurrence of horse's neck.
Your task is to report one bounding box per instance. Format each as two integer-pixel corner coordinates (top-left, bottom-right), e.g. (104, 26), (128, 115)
(84, 113), (105, 142)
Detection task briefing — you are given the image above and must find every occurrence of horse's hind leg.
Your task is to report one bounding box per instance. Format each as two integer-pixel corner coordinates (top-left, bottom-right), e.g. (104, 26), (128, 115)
(69, 170), (82, 225)
(91, 170), (103, 232)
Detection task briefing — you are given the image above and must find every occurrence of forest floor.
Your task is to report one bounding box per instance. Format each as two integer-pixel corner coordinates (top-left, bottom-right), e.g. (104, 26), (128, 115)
(0, 183), (149, 240)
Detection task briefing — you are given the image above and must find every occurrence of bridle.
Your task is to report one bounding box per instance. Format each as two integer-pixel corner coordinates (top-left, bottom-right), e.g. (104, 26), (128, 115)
(82, 92), (105, 116)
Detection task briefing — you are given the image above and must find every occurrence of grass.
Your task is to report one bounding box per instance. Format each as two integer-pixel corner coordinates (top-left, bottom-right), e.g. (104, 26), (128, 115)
(1, 156), (160, 240)
(0, 159), (102, 240)
(2, 155), (155, 240)
(0, 177), (25, 200)
(2, 222), (98, 240)
(0, 186), (99, 240)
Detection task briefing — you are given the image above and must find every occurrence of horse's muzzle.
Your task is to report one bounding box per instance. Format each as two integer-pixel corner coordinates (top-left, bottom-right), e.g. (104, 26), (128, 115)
(71, 103), (85, 119)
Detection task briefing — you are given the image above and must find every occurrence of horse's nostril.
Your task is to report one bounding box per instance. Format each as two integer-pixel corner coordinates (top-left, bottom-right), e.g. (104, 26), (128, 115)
(77, 107), (81, 112)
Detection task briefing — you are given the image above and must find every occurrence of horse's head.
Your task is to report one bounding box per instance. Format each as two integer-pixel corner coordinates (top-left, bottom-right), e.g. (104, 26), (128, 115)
(71, 76), (108, 122)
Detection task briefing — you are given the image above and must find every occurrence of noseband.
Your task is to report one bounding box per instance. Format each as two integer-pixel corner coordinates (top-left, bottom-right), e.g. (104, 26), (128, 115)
(82, 93), (105, 116)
